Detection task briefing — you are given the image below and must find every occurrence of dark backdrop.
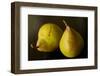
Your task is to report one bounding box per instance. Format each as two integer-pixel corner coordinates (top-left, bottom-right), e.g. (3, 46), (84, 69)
(28, 15), (88, 61)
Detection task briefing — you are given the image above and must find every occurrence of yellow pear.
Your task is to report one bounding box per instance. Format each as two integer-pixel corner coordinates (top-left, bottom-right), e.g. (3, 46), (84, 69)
(36, 23), (63, 52)
(59, 20), (84, 58)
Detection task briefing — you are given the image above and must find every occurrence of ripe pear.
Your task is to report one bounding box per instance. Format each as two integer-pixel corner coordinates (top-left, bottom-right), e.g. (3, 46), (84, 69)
(59, 20), (84, 58)
(36, 23), (63, 52)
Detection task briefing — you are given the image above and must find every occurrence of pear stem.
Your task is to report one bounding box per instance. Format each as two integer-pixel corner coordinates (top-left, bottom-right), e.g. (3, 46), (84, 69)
(30, 44), (34, 48)
(63, 20), (68, 27)
(63, 20), (70, 30)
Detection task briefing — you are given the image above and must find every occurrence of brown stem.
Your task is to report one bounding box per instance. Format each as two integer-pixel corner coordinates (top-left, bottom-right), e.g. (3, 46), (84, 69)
(31, 43), (39, 49)
(30, 44), (34, 48)
(63, 20), (68, 27)
(63, 20), (70, 30)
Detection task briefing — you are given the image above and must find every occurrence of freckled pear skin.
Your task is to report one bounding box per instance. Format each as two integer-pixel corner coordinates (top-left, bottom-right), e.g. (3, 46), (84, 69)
(59, 20), (84, 58)
(36, 23), (63, 52)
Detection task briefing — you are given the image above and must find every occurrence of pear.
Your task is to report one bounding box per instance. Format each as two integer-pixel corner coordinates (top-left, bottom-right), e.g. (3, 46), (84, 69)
(59, 20), (84, 58)
(36, 23), (63, 52)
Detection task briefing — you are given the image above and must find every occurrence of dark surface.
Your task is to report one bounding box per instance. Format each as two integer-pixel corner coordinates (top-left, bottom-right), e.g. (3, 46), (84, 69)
(28, 15), (88, 61)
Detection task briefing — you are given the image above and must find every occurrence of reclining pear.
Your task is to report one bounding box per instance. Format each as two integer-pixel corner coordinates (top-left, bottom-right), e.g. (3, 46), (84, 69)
(36, 23), (63, 52)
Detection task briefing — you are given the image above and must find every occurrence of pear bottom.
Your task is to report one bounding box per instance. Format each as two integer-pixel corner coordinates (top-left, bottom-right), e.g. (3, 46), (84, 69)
(59, 26), (84, 58)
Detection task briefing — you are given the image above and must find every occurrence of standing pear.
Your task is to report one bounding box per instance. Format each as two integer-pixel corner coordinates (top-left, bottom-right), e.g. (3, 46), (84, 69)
(59, 20), (84, 58)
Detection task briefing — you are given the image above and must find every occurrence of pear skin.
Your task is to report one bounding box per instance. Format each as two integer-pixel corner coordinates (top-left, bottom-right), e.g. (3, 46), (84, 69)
(36, 23), (63, 52)
(59, 20), (84, 58)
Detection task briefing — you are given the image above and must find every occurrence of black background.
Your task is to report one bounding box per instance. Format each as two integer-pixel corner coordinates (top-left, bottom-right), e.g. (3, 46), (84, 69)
(28, 15), (88, 61)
